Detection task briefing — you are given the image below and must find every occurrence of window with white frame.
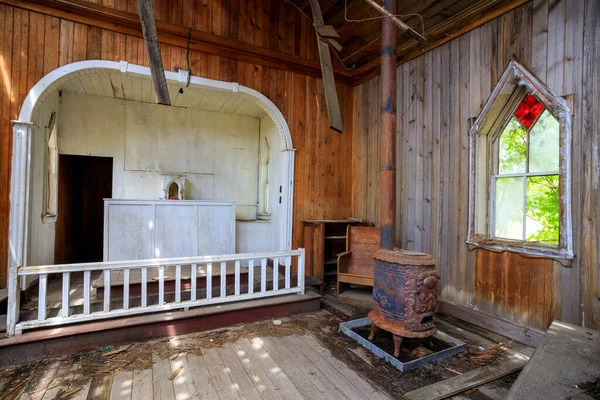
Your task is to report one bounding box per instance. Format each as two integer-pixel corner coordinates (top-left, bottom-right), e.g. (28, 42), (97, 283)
(468, 59), (572, 260)
(43, 112), (58, 223)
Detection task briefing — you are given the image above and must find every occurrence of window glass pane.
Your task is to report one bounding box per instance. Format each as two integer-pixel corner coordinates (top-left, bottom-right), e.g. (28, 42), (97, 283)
(498, 117), (527, 174)
(526, 175), (560, 244)
(495, 177), (524, 240)
(529, 110), (559, 173)
(514, 93), (544, 129)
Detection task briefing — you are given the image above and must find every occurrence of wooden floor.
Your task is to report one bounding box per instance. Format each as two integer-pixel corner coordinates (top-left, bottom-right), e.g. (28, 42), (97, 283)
(16, 333), (390, 400)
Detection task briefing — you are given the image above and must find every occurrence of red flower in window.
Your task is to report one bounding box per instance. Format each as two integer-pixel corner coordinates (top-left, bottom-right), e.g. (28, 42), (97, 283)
(514, 93), (544, 129)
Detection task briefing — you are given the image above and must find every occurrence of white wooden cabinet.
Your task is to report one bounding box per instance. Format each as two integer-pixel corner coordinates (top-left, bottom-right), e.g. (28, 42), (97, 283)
(104, 199), (236, 261)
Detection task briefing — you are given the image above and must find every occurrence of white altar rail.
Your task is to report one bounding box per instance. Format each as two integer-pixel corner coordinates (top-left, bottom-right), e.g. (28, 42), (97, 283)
(7, 249), (305, 335)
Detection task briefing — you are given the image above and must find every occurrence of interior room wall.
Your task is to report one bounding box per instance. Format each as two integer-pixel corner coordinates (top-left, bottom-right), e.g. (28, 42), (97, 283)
(27, 90), (60, 267)
(351, 0), (600, 330)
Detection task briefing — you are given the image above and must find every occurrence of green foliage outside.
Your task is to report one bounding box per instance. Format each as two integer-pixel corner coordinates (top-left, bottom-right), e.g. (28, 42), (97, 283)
(498, 115), (560, 244)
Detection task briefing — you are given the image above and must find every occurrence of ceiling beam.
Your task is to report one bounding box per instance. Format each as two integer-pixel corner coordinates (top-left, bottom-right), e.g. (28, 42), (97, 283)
(3, 0), (353, 85)
(136, 0), (170, 105)
(362, 0), (426, 43)
(308, 0), (343, 132)
(352, 0), (532, 85)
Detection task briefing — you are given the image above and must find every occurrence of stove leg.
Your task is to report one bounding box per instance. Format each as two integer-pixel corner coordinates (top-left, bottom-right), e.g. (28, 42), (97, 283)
(393, 335), (403, 358)
(368, 324), (378, 341)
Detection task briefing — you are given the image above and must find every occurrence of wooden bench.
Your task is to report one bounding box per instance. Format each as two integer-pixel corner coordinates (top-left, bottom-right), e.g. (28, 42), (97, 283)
(336, 226), (380, 303)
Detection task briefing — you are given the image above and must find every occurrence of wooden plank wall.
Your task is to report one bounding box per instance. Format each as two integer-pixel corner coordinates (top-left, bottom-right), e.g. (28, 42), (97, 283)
(351, 0), (600, 330)
(0, 1), (354, 287)
(79, 0), (318, 62)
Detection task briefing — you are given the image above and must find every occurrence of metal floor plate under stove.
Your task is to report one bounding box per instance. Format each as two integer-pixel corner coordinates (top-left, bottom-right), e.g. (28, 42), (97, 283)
(340, 317), (466, 372)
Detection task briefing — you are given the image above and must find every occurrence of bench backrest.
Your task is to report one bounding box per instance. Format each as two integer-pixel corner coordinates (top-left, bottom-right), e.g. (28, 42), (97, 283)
(346, 226), (380, 276)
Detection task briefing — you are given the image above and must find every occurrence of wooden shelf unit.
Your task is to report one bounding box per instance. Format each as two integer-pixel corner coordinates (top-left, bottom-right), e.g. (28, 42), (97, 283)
(302, 220), (370, 289)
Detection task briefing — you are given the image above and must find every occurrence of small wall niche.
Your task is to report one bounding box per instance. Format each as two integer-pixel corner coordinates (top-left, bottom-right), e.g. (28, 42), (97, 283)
(161, 174), (186, 200)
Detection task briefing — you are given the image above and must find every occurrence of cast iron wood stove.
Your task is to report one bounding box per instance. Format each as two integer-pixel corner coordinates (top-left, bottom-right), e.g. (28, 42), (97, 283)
(370, 0), (440, 358)
(368, 248), (439, 357)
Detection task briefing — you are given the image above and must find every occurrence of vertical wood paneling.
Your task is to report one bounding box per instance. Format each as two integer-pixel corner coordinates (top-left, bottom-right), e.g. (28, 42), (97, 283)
(351, 0), (599, 330)
(0, 1), (353, 288)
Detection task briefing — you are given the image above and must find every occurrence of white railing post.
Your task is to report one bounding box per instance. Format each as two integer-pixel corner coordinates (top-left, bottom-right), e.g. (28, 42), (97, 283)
(83, 271), (91, 315)
(141, 267), (148, 307)
(62, 272), (70, 317)
(175, 264), (181, 303)
(206, 262), (212, 300)
(6, 122), (32, 336)
(285, 256), (291, 289)
(234, 260), (240, 296)
(248, 259), (254, 295)
(103, 270), (111, 312)
(38, 274), (47, 321)
(123, 268), (130, 310)
(158, 266), (165, 305)
(220, 261), (226, 298)
(190, 263), (197, 301)
(260, 258), (267, 293)
(298, 248), (305, 294)
(272, 257), (279, 291)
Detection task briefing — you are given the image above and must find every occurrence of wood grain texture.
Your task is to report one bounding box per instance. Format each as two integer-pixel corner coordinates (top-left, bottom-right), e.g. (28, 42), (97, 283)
(351, 0), (598, 330)
(0, 2), (354, 287)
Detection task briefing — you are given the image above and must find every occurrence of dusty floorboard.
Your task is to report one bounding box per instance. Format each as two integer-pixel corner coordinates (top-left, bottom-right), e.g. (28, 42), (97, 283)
(0, 307), (532, 399)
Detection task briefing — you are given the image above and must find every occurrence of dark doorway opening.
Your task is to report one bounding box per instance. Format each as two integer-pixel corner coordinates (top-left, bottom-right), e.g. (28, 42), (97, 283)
(54, 155), (113, 264)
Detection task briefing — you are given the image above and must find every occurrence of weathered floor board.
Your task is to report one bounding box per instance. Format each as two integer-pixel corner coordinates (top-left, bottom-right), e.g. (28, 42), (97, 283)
(18, 334), (390, 399)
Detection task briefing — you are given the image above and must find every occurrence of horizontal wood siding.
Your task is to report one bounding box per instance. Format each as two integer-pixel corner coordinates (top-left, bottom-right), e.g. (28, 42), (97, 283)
(352, 0), (599, 329)
(0, 2), (354, 286)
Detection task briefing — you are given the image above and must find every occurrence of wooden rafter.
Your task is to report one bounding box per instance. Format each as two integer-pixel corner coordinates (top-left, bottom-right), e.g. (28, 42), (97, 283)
(137, 0), (171, 105)
(308, 0), (343, 132)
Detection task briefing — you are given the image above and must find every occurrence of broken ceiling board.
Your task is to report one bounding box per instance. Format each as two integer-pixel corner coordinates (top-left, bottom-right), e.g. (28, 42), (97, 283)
(308, 0), (343, 132)
(136, 0), (171, 105)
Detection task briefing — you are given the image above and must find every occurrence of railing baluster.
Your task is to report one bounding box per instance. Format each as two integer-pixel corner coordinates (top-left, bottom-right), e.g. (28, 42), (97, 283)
(83, 271), (91, 315)
(141, 267), (147, 307)
(261, 258), (267, 292)
(158, 266), (165, 305)
(220, 261), (226, 298)
(272, 257), (279, 291)
(298, 249), (305, 294)
(234, 260), (240, 296)
(191, 263), (197, 301)
(16, 251), (307, 332)
(175, 264), (181, 303)
(38, 274), (47, 321)
(103, 269), (111, 312)
(62, 272), (70, 318)
(248, 259), (254, 294)
(285, 256), (291, 289)
(206, 263), (212, 300)
(123, 269), (130, 310)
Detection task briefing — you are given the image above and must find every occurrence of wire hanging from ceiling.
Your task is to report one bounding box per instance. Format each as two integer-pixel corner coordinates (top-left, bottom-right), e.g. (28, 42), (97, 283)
(341, 0), (426, 62)
(344, 0), (426, 38)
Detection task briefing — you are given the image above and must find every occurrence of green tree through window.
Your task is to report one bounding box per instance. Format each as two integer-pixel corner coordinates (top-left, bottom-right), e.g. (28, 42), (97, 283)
(494, 94), (560, 245)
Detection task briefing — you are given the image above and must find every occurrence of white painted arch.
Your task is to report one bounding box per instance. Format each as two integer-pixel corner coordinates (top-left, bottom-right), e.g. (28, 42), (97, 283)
(8, 60), (295, 280)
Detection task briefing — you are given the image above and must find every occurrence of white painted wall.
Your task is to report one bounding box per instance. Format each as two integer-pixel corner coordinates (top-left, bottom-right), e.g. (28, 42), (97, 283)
(26, 91), (287, 266)
(27, 91), (60, 267)
(59, 92), (259, 218)
(236, 115), (284, 253)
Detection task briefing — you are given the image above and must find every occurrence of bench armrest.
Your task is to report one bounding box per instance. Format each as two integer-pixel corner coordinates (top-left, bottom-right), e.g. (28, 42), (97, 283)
(337, 251), (352, 273)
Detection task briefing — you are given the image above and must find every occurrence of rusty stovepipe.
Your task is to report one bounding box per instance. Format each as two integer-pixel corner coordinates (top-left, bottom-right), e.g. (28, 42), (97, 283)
(380, 0), (397, 250)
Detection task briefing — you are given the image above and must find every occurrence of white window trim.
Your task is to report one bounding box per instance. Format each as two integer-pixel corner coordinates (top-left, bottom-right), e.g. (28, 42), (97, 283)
(42, 112), (58, 224)
(467, 58), (573, 261)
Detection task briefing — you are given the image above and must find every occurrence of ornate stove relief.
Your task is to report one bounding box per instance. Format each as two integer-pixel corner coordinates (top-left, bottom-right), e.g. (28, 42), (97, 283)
(161, 175), (186, 200)
(403, 266), (439, 331)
